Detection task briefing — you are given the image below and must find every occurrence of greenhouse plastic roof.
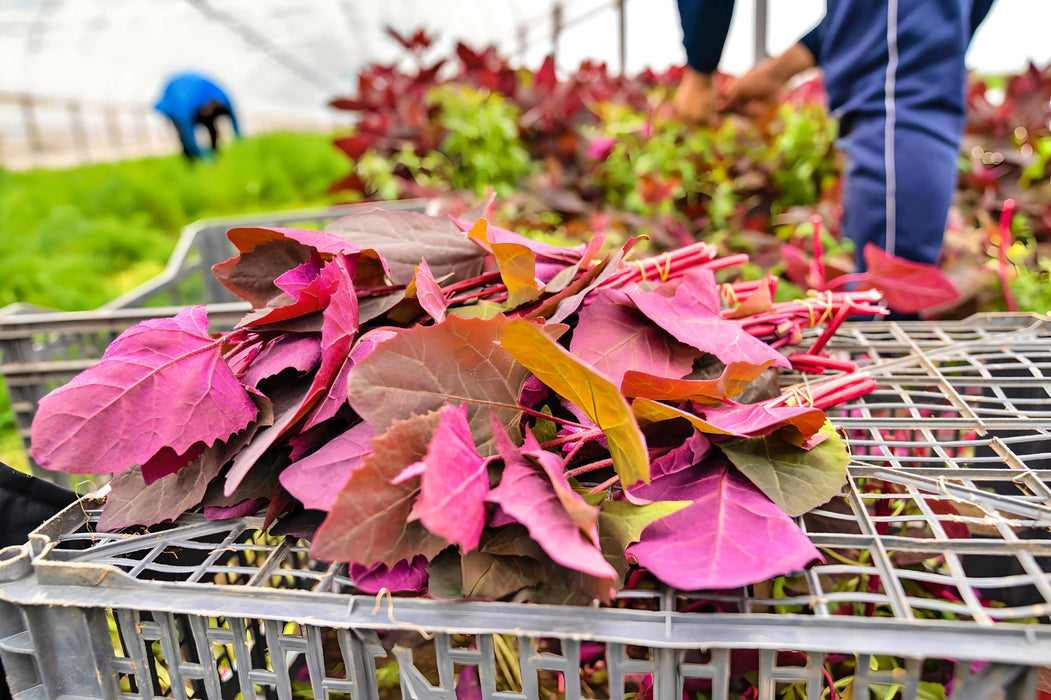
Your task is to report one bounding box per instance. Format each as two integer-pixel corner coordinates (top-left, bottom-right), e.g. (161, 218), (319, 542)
(2, 0), (1049, 120)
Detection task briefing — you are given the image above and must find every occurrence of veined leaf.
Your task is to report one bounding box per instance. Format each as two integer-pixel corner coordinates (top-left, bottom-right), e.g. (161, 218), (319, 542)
(627, 461), (821, 590)
(500, 319), (649, 486)
(309, 411), (448, 566)
(413, 403), (489, 550)
(570, 290), (697, 386)
(31, 306), (257, 475)
(347, 315), (540, 456)
(621, 360), (772, 403)
(721, 421), (850, 516)
(626, 268), (789, 369)
(468, 219), (542, 308)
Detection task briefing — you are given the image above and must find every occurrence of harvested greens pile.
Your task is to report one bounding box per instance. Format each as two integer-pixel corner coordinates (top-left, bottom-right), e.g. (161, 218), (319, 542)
(31, 207), (885, 602)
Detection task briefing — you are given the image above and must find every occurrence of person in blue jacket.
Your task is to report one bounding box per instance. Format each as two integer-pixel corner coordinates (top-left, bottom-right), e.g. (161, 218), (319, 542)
(154, 72), (241, 160)
(673, 0), (995, 276)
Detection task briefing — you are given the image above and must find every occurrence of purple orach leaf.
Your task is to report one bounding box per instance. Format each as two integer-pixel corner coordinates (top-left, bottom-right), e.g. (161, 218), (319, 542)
(620, 360), (773, 404)
(351, 554), (429, 594)
(857, 243), (960, 314)
(412, 258), (448, 323)
(413, 403), (489, 550)
(300, 257), (359, 429)
(455, 664), (482, 700)
(303, 327), (397, 429)
(205, 497), (266, 520)
(692, 401), (826, 441)
(214, 227), (371, 307)
(31, 306), (258, 476)
(570, 290), (697, 386)
(650, 430), (712, 478)
(625, 459), (722, 504)
(627, 461), (821, 590)
(243, 334), (322, 389)
(347, 315), (540, 457)
(140, 443), (207, 484)
(309, 411), (449, 567)
(487, 421), (617, 580)
(625, 268), (789, 369)
(225, 258), (359, 494)
(326, 210), (486, 285)
(546, 240), (641, 324)
(239, 252), (356, 328)
(520, 375), (549, 409)
(274, 256), (324, 296)
(279, 421), (376, 511)
(632, 398), (825, 443)
(587, 136), (617, 160)
(98, 389), (275, 531)
(451, 216), (584, 264)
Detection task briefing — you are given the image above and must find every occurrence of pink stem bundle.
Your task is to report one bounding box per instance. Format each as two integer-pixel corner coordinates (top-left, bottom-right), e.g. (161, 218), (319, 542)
(997, 198), (1018, 312)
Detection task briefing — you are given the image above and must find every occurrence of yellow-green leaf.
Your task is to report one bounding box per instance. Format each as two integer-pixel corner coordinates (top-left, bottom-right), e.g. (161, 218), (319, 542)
(500, 319), (650, 485)
(469, 219), (542, 308)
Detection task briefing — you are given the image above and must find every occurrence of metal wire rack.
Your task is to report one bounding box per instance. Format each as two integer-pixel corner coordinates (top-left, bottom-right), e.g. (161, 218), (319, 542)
(2, 314), (1050, 699)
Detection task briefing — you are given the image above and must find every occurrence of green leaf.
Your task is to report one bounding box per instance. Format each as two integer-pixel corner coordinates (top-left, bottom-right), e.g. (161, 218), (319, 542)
(598, 500), (690, 576)
(720, 421), (849, 517)
(500, 319), (650, 486)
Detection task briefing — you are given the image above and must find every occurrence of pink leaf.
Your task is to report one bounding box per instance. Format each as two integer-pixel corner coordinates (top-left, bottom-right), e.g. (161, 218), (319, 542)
(350, 554), (430, 594)
(242, 334), (322, 388)
(487, 421), (616, 580)
(780, 243), (816, 288)
(213, 227), (369, 307)
(31, 306), (257, 475)
(627, 461), (821, 590)
(858, 243), (960, 314)
(226, 258), (359, 493)
(651, 430), (712, 478)
(570, 290), (697, 386)
(205, 497), (266, 520)
(413, 258), (448, 323)
(310, 411), (449, 567)
(626, 269), (789, 369)
(346, 315), (537, 457)
(304, 328), (396, 429)
(587, 136), (617, 160)
(279, 421), (376, 511)
(140, 443), (207, 484)
(413, 403), (489, 550)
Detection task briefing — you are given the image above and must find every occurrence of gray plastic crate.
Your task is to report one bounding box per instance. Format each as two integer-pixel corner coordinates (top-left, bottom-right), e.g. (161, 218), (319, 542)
(0, 201), (427, 486)
(2, 316), (1050, 699)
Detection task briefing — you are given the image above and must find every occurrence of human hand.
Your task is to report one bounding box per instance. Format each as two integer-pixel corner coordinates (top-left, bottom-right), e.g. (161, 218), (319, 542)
(725, 42), (817, 116)
(670, 67), (717, 125)
(725, 60), (784, 115)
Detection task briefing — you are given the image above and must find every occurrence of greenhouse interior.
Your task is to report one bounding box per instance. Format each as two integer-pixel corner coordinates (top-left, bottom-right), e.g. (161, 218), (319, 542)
(2, 1), (1051, 699)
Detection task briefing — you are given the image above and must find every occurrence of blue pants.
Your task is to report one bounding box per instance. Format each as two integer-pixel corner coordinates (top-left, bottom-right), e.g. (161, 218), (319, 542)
(819, 0), (991, 269)
(677, 0), (993, 269)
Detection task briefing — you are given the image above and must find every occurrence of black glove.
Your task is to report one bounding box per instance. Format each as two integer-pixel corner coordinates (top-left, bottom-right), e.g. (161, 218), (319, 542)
(0, 462), (76, 548)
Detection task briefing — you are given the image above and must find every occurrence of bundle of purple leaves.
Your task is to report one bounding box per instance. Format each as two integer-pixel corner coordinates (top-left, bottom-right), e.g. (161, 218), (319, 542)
(30, 208), (886, 603)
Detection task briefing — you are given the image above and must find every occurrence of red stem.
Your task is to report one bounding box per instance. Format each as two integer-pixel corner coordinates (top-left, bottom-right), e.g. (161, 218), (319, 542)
(565, 457), (614, 479)
(540, 427), (604, 450)
(807, 300), (854, 355)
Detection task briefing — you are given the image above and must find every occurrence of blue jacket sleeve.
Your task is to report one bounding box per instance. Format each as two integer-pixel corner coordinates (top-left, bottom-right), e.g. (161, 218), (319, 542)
(176, 119), (202, 158)
(800, 23), (822, 61)
(676, 0), (735, 74)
